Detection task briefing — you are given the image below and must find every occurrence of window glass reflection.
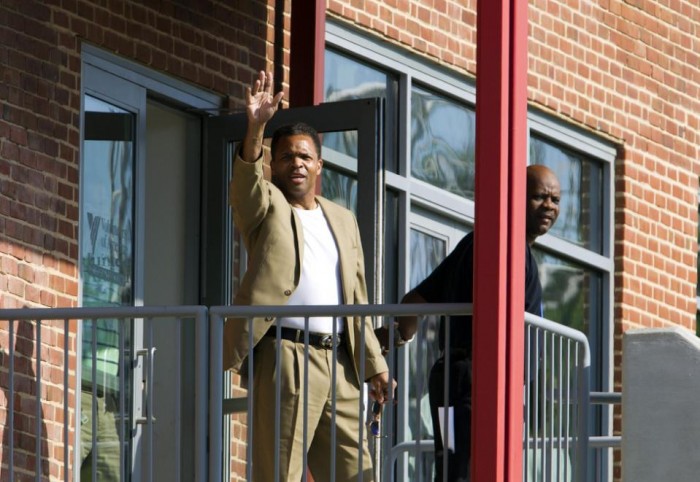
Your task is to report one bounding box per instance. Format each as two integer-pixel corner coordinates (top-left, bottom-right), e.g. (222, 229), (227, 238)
(536, 250), (594, 333)
(530, 136), (603, 252)
(80, 97), (135, 386)
(409, 230), (446, 288)
(411, 86), (476, 199)
(533, 249), (601, 366)
(321, 167), (357, 213)
(79, 95), (135, 479)
(323, 49), (388, 158)
(81, 108), (134, 308)
(404, 229), (447, 479)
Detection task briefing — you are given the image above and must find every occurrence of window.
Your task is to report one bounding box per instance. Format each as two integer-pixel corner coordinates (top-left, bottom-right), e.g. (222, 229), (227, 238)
(322, 49), (392, 211)
(326, 18), (616, 481)
(80, 93), (137, 481)
(411, 85), (476, 199)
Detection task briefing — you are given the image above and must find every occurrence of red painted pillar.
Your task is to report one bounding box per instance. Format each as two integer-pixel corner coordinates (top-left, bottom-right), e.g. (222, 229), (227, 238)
(289, 0), (325, 107)
(504, 1), (529, 479)
(290, 0), (325, 198)
(472, 0), (528, 480)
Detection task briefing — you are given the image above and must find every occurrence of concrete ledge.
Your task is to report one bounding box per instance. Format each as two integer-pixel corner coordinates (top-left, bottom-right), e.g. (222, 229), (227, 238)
(622, 327), (700, 482)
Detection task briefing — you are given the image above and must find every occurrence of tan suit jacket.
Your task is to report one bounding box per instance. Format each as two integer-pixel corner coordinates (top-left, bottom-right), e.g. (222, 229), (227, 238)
(223, 152), (388, 384)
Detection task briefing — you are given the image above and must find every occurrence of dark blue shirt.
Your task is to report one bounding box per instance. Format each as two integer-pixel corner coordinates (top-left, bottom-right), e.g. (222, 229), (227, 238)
(414, 231), (543, 352)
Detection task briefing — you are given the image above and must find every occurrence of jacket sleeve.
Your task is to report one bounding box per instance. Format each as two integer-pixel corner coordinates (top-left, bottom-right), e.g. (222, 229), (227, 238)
(351, 214), (389, 380)
(229, 150), (271, 241)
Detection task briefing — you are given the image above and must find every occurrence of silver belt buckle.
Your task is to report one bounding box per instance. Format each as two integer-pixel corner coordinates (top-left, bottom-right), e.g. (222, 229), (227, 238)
(319, 334), (335, 349)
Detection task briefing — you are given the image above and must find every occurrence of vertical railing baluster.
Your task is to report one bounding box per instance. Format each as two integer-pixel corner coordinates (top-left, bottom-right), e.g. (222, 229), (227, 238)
(64, 318), (69, 482)
(35, 319), (42, 482)
(302, 316), (310, 482)
(9, 318), (15, 482)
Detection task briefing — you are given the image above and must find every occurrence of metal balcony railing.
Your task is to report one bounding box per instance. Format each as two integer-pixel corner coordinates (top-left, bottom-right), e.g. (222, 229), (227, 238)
(0, 304), (594, 482)
(0, 306), (209, 482)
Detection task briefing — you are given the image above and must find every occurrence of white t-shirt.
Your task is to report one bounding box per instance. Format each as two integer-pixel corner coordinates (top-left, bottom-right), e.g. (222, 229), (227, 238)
(276, 205), (344, 334)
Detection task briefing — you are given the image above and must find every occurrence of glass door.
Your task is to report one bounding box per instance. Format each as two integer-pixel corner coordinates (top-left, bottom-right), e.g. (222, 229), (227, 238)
(204, 98), (383, 481)
(79, 93), (142, 482)
(203, 98), (383, 305)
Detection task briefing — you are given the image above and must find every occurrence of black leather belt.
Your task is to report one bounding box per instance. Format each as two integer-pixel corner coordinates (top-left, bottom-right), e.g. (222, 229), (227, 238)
(265, 327), (344, 349)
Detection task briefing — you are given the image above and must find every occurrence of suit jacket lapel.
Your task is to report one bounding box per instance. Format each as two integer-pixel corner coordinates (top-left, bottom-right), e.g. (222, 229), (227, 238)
(316, 197), (364, 381)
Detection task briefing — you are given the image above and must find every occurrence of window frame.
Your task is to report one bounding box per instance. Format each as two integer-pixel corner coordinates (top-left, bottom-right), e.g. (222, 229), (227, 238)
(326, 18), (617, 481)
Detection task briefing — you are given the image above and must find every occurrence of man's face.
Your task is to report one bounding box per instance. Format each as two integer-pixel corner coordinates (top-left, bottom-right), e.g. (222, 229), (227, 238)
(270, 134), (323, 208)
(526, 168), (561, 243)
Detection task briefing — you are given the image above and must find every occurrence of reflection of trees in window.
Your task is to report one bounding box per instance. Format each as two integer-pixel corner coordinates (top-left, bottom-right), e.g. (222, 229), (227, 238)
(405, 229), (445, 479)
(410, 86), (475, 199)
(324, 48), (387, 100)
(534, 251), (602, 449)
(81, 108), (134, 306)
(325, 81), (387, 103)
(534, 251), (598, 337)
(321, 168), (357, 213)
(580, 161), (594, 254)
(322, 50), (389, 210)
(322, 82), (386, 159)
(79, 100), (135, 477)
(324, 48), (388, 159)
(110, 139), (132, 297)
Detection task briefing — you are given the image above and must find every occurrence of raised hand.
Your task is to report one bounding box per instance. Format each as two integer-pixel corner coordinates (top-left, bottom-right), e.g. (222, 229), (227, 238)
(240, 71), (284, 163)
(246, 70), (284, 126)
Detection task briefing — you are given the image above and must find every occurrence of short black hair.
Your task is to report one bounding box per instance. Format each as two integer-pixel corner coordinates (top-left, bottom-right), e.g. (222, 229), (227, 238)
(270, 122), (322, 159)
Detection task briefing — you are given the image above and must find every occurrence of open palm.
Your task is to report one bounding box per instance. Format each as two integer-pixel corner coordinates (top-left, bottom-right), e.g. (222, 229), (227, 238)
(246, 71), (284, 125)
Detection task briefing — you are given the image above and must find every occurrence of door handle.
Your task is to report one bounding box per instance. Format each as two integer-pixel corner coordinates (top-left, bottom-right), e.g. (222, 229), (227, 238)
(135, 347), (157, 425)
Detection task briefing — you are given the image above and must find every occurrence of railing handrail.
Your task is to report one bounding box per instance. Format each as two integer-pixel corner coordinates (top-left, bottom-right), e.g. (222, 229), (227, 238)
(208, 303), (473, 482)
(1, 303), (595, 482)
(590, 391), (621, 405)
(524, 312), (591, 367)
(0, 304), (210, 482)
(0, 305), (208, 320)
(210, 302), (472, 318)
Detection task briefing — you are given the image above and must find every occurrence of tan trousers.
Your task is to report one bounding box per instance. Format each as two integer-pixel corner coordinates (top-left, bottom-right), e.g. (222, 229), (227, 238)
(251, 336), (374, 482)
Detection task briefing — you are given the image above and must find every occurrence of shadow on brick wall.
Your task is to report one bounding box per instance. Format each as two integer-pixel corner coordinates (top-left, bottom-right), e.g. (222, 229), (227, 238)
(1, 319), (50, 479)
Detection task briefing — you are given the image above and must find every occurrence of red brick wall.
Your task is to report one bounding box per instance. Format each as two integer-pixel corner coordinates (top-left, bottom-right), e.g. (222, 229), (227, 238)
(2, 0), (699, 479)
(0, 319), (78, 480)
(329, 0), (478, 74)
(1, 0), (283, 303)
(0, 1), (283, 480)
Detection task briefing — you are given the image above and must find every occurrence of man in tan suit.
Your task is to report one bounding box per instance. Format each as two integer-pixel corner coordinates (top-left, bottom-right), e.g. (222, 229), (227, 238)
(223, 70), (393, 482)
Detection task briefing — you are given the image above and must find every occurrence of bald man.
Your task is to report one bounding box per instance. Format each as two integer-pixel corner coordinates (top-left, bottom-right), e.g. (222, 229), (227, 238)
(380, 164), (561, 482)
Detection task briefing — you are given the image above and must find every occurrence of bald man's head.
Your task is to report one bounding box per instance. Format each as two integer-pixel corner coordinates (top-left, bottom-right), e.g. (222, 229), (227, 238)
(526, 165), (561, 245)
